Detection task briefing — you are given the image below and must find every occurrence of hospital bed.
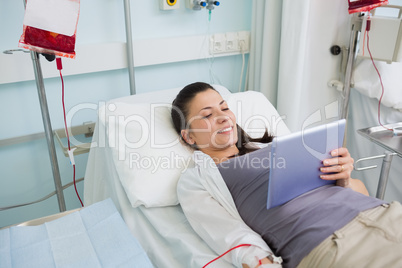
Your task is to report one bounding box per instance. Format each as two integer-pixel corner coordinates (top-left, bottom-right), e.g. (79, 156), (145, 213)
(83, 85), (291, 268)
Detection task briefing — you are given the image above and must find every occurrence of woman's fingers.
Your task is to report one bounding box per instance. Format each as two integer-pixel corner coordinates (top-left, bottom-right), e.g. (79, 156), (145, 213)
(320, 165), (351, 179)
(320, 147), (354, 185)
(323, 148), (353, 166)
(329, 147), (349, 157)
(320, 163), (353, 174)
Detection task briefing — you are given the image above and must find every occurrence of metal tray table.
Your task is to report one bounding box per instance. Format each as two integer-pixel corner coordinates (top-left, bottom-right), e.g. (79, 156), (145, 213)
(357, 122), (402, 157)
(356, 122), (402, 199)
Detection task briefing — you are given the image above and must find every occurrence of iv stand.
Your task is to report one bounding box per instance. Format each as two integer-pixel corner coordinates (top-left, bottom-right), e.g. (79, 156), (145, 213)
(23, 0), (66, 212)
(341, 13), (361, 120)
(17, 0), (136, 212)
(31, 52), (66, 212)
(123, 0), (137, 95)
(342, 12), (397, 200)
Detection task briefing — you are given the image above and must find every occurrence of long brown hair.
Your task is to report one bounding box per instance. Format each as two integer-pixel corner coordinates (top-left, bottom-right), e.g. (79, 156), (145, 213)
(171, 82), (273, 155)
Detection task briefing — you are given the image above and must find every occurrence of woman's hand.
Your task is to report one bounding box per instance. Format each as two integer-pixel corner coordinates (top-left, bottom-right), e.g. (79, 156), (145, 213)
(320, 147), (369, 196)
(242, 257), (273, 268)
(320, 147), (354, 186)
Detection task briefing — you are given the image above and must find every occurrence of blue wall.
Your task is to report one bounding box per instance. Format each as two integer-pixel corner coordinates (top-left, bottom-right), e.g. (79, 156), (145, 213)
(0, 0), (252, 227)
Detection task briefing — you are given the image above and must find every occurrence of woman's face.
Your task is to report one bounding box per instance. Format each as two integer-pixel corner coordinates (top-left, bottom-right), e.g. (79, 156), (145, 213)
(181, 89), (238, 151)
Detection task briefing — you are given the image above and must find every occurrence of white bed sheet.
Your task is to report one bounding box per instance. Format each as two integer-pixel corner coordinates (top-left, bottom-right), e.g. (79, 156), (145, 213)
(84, 139), (231, 267)
(0, 199), (153, 268)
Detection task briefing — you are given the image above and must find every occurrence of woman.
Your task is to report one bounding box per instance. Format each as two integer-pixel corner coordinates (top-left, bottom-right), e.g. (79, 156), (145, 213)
(171, 82), (402, 268)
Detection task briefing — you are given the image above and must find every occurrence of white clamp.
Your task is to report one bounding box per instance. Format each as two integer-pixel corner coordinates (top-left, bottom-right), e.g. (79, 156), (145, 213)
(327, 80), (344, 92)
(67, 147), (77, 165)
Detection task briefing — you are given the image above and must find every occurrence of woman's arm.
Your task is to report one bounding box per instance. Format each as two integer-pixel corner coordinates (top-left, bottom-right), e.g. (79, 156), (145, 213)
(320, 147), (369, 196)
(178, 167), (278, 267)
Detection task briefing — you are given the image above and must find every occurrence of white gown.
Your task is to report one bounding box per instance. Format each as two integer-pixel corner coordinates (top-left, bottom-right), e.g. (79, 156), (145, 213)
(177, 150), (282, 268)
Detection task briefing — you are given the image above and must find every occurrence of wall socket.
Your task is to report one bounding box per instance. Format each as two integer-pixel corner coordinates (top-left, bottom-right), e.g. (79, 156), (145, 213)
(209, 31), (250, 55)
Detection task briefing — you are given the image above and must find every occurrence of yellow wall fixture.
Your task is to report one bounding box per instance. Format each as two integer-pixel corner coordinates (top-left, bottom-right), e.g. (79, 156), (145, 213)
(160, 0), (179, 10)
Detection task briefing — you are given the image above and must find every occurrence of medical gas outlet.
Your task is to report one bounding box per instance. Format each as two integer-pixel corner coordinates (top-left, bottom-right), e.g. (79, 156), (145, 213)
(160, 0), (180, 10)
(206, 0), (220, 10)
(186, 0), (206, 10)
(186, 0), (219, 10)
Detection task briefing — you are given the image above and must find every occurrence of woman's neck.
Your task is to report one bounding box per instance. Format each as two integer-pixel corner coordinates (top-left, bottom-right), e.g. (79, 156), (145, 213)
(201, 145), (239, 164)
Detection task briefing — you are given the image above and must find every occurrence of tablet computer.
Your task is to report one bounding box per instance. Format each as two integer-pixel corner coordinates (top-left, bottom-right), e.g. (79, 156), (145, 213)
(267, 119), (346, 209)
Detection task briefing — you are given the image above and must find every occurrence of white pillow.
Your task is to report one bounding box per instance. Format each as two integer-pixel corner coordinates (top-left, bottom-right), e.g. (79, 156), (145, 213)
(102, 87), (290, 208)
(106, 101), (193, 208)
(227, 91), (290, 138)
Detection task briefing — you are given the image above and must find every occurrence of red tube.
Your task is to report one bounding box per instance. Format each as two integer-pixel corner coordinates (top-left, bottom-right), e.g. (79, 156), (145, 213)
(366, 19), (371, 31)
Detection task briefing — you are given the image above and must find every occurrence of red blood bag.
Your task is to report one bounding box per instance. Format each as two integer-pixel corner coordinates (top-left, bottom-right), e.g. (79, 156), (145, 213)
(348, 0), (388, 14)
(19, 0), (80, 59)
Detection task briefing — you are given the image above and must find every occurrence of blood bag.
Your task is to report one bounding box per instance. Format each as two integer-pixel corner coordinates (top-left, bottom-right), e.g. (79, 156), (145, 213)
(19, 0), (80, 59)
(348, 0), (388, 14)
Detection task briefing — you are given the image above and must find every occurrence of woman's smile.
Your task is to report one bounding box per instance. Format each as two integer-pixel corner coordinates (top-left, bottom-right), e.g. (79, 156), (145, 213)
(217, 126), (234, 134)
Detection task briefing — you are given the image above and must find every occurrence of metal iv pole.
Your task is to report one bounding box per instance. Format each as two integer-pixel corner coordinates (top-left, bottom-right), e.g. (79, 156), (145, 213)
(17, 0), (135, 212)
(340, 13), (361, 120)
(123, 0), (137, 95)
(23, 0), (66, 212)
(342, 11), (397, 200)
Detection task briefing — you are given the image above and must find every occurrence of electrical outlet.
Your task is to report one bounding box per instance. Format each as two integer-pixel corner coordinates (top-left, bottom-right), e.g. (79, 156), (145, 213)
(210, 34), (226, 54)
(225, 32), (238, 53)
(209, 31), (250, 55)
(238, 31), (250, 52)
